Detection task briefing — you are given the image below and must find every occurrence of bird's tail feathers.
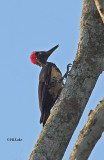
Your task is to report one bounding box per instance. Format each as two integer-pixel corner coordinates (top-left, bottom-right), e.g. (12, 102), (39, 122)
(40, 111), (50, 127)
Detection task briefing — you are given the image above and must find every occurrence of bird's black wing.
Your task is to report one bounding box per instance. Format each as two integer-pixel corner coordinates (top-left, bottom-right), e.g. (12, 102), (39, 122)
(38, 63), (55, 125)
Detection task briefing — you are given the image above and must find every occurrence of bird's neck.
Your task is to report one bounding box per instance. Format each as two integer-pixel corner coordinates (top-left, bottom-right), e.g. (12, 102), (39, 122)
(41, 62), (49, 67)
(37, 61), (46, 67)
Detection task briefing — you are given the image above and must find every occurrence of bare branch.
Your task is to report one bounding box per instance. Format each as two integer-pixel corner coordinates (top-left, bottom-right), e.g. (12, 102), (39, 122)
(29, 0), (104, 160)
(69, 97), (104, 160)
(94, 0), (104, 24)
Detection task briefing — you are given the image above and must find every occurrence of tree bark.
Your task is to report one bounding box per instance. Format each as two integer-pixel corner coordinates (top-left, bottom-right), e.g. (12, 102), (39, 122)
(94, 0), (104, 24)
(69, 97), (104, 160)
(29, 0), (104, 160)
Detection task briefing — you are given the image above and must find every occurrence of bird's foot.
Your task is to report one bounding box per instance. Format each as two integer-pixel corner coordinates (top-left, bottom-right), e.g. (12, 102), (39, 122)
(67, 63), (72, 73)
(64, 63), (72, 79)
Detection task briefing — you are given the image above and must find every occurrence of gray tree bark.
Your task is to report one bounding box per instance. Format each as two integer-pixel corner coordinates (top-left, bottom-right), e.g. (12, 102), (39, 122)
(69, 97), (104, 160)
(29, 0), (104, 160)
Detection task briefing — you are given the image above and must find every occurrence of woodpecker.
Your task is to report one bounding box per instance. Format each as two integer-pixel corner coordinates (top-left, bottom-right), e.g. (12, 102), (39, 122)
(30, 45), (70, 126)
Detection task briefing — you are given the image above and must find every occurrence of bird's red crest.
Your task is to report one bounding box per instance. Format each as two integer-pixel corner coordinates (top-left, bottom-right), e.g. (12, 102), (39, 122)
(30, 52), (37, 64)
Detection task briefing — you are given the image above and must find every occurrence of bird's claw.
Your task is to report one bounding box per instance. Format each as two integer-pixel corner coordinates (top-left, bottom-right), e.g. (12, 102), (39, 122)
(63, 63), (72, 79)
(67, 63), (72, 73)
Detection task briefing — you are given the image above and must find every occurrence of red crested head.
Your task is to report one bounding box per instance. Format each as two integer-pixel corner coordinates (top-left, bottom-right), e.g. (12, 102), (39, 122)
(30, 45), (59, 66)
(30, 51), (37, 64)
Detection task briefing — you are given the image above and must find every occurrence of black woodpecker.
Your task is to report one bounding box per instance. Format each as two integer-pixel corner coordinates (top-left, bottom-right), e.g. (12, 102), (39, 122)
(30, 45), (70, 126)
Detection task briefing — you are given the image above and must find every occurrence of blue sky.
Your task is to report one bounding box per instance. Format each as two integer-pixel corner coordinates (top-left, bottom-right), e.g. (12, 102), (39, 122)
(0, 0), (104, 159)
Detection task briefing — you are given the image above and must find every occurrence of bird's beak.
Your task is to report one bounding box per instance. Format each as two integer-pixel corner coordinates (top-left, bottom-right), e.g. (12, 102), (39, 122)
(45, 45), (59, 60)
